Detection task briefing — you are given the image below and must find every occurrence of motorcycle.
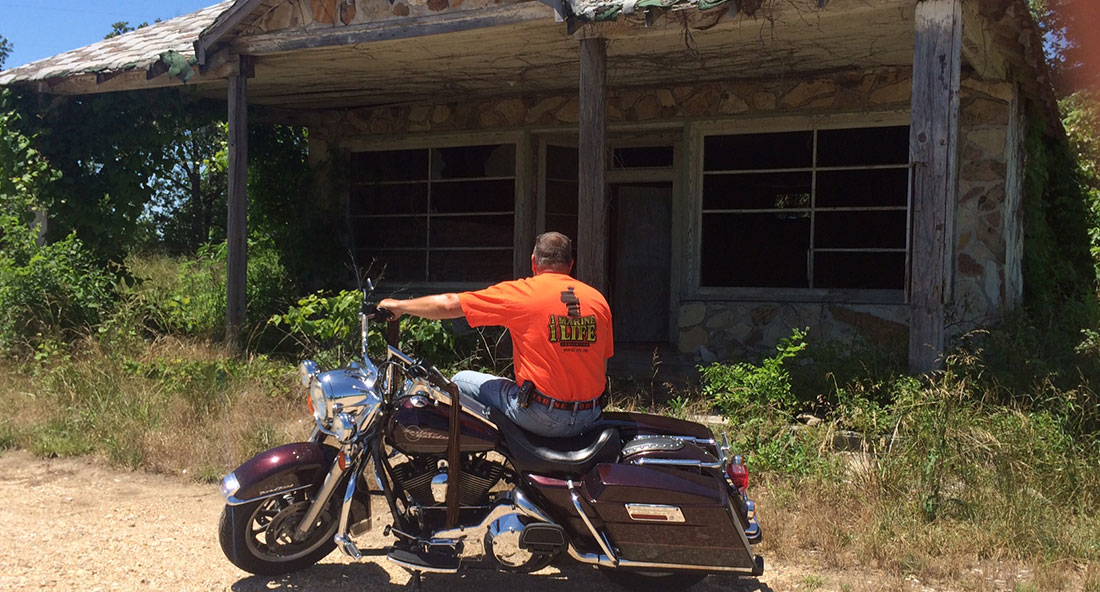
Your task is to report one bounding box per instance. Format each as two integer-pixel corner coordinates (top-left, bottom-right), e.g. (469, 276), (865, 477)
(217, 286), (763, 590)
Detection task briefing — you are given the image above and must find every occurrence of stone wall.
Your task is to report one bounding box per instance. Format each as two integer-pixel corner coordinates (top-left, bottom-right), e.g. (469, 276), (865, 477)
(949, 79), (1025, 332)
(326, 68), (913, 135)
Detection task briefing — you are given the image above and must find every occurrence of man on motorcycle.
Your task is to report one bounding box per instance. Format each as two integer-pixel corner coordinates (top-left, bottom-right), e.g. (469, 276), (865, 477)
(378, 232), (613, 438)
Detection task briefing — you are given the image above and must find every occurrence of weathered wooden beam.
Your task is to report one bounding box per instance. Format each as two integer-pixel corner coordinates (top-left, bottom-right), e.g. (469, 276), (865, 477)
(576, 37), (608, 296)
(514, 132), (538, 278)
(194, 0), (269, 64)
(226, 66), (250, 346)
(234, 3), (552, 56)
(908, 0), (962, 374)
(30, 61), (235, 96)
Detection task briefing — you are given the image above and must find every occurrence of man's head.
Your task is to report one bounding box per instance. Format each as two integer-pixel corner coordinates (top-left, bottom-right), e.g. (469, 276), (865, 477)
(532, 232), (574, 274)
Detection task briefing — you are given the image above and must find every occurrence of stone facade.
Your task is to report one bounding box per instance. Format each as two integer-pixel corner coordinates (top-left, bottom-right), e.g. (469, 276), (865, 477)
(319, 67), (1025, 361)
(950, 79), (1025, 330)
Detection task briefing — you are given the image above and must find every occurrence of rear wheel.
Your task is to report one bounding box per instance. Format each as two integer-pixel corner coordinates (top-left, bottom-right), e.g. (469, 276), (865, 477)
(218, 490), (340, 575)
(600, 568), (708, 592)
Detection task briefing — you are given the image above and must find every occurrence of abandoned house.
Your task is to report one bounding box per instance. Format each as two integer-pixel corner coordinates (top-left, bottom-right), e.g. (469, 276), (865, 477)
(0, 0), (1058, 373)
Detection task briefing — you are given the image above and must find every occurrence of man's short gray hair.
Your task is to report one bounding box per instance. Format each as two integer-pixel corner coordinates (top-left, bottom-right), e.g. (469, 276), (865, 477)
(533, 232), (573, 271)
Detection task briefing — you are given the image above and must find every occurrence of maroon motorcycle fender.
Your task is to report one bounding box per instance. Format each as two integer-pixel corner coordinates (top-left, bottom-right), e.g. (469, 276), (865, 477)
(221, 442), (336, 506)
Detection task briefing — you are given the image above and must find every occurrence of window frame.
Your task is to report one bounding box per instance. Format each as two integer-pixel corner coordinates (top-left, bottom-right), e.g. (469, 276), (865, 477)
(344, 132), (524, 291)
(687, 111), (912, 304)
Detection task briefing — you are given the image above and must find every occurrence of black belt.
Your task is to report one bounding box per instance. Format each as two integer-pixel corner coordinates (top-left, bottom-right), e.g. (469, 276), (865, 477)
(519, 382), (604, 411)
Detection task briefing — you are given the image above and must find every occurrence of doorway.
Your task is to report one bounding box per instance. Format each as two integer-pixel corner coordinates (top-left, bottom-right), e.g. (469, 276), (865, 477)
(609, 182), (672, 344)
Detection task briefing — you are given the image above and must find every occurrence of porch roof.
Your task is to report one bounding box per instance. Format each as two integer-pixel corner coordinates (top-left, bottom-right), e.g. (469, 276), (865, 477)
(0, 2), (234, 87)
(0, 0), (1059, 121)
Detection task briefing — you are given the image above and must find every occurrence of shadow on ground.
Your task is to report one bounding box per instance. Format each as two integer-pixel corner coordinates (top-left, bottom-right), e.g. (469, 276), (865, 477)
(230, 561), (774, 592)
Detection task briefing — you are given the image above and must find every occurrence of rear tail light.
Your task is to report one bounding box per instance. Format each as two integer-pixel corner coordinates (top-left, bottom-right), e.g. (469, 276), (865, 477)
(726, 460), (749, 491)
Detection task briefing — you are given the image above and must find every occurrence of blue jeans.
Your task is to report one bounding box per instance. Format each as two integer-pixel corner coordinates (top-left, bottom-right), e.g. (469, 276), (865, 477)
(451, 371), (601, 438)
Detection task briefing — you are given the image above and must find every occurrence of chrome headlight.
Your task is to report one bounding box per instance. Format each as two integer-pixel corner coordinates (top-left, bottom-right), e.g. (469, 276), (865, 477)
(298, 359), (320, 387)
(333, 413), (357, 442)
(309, 378), (328, 424)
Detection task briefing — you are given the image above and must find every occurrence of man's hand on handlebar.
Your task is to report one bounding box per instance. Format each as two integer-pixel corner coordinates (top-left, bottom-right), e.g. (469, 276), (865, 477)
(376, 298), (405, 321)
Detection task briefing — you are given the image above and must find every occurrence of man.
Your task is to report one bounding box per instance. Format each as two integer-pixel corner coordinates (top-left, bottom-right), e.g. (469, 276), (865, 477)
(378, 232), (613, 437)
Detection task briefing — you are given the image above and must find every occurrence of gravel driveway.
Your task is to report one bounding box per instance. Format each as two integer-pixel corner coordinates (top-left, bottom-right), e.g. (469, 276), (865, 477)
(0, 450), (807, 592)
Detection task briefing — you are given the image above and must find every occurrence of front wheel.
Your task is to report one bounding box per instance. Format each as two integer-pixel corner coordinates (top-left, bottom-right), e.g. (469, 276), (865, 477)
(600, 568), (708, 592)
(218, 490), (340, 575)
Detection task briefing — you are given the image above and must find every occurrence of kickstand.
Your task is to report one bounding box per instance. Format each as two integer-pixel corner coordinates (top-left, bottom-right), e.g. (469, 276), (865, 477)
(407, 571), (423, 590)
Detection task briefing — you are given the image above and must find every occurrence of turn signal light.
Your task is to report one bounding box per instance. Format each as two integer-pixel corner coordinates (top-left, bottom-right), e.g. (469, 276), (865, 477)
(727, 462), (749, 491)
(307, 394), (315, 415)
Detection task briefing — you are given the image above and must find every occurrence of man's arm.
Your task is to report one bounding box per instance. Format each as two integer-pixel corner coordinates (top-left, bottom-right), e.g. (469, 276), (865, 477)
(377, 294), (463, 320)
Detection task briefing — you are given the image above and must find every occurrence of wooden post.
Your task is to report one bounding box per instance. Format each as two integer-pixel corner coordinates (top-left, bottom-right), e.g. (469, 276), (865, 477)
(226, 60), (251, 346)
(577, 37), (608, 295)
(908, 0), (962, 374)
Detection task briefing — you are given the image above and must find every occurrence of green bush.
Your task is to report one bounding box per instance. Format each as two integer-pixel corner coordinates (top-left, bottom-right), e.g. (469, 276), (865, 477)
(0, 216), (115, 351)
(701, 328), (807, 418)
(128, 238), (294, 343)
(269, 289), (461, 369)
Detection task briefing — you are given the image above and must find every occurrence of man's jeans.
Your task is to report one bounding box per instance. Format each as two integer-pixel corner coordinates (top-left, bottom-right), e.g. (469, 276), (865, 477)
(452, 370), (601, 438)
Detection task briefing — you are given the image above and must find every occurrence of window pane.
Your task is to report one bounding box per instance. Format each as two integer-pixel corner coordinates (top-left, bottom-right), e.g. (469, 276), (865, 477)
(431, 215), (515, 248)
(351, 183), (428, 216)
(613, 146), (673, 168)
(359, 250), (426, 282)
(816, 169), (909, 208)
(429, 250), (513, 282)
(432, 144), (516, 179)
(701, 213), (810, 288)
(815, 211), (907, 249)
(546, 214), (578, 242)
(351, 149), (428, 183)
(431, 179), (514, 214)
(704, 131), (813, 171)
(547, 145), (578, 179)
(814, 252), (905, 289)
(817, 126), (910, 166)
(355, 217), (427, 249)
(547, 180), (578, 215)
(703, 172), (812, 210)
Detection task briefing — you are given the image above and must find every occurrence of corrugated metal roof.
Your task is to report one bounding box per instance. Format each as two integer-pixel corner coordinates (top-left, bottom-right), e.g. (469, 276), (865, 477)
(0, 1), (235, 86)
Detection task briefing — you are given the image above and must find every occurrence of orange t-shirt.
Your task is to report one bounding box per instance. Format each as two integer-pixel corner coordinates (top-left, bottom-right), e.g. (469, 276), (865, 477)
(457, 272), (613, 402)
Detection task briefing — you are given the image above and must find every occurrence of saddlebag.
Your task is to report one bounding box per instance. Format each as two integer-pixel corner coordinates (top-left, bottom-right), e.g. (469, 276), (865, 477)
(579, 438), (755, 570)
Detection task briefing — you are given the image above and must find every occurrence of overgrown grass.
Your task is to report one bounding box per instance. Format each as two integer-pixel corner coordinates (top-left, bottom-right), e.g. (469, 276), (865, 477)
(2, 250), (1099, 589)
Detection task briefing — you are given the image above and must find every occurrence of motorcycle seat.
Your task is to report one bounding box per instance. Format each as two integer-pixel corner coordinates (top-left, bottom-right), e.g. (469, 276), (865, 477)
(489, 408), (620, 476)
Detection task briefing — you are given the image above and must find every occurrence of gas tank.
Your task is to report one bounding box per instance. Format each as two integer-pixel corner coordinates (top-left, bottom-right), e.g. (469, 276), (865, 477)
(386, 396), (500, 455)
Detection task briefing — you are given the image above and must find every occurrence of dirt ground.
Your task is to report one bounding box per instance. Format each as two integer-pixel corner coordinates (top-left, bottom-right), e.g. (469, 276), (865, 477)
(0, 449), (1064, 592)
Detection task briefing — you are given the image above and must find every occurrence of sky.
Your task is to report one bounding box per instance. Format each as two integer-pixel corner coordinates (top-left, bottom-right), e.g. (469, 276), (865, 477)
(1, 1), (217, 70)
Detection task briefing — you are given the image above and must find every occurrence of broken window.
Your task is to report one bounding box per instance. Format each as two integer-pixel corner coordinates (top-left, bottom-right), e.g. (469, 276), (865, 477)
(350, 144), (516, 283)
(700, 125), (910, 292)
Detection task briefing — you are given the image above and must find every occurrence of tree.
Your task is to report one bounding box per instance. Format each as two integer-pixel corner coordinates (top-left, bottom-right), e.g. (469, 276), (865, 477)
(1030, 0), (1099, 93)
(0, 35), (12, 70)
(144, 120), (229, 252)
(104, 21), (151, 40)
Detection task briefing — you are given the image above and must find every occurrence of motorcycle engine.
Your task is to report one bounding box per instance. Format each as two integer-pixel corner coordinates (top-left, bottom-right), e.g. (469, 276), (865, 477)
(389, 455), (505, 507)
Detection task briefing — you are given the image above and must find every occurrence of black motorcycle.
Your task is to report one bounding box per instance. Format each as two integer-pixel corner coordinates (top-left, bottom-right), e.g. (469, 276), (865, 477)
(217, 286), (762, 590)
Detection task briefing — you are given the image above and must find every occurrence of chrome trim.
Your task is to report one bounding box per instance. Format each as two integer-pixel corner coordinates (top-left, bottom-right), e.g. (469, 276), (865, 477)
(567, 480), (618, 565)
(335, 534), (363, 560)
(224, 484), (312, 506)
(408, 378), (497, 429)
(336, 458), (369, 559)
(625, 503), (686, 523)
(631, 457), (724, 469)
(387, 345), (415, 365)
(565, 550), (760, 575)
(293, 452), (349, 539)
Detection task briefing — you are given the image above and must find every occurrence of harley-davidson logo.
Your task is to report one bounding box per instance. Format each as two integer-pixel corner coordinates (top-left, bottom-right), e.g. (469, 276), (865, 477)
(403, 425), (447, 442)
